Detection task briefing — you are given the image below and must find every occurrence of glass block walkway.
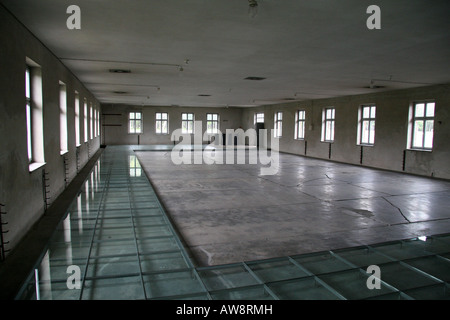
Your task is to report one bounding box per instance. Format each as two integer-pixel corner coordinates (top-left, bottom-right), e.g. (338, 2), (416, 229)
(16, 146), (450, 300)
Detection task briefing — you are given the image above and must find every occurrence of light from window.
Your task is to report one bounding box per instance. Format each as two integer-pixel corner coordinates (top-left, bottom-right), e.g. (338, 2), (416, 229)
(96, 109), (100, 137)
(359, 105), (376, 145)
(295, 110), (306, 140)
(84, 99), (88, 142)
(93, 105), (97, 138)
(59, 81), (68, 153)
(129, 155), (142, 177)
(129, 111), (143, 134)
(155, 112), (168, 134)
(182, 113), (194, 134)
(274, 112), (283, 138)
(25, 59), (44, 168)
(75, 91), (80, 146)
(207, 113), (219, 134)
(322, 108), (335, 142)
(254, 112), (264, 124)
(25, 66), (32, 162)
(90, 103), (93, 140)
(411, 102), (435, 150)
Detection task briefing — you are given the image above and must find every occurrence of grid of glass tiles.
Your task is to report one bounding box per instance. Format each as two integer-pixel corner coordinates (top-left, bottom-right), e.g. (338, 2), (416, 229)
(16, 146), (450, 300)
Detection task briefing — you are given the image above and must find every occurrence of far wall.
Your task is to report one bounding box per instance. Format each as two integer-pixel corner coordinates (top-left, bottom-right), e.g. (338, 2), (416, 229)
(102, 84), (450, 180)
(101, 105), (243, 145)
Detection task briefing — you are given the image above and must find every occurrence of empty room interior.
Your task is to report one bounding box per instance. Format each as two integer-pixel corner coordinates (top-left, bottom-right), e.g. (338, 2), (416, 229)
(0, 0), (450, 301)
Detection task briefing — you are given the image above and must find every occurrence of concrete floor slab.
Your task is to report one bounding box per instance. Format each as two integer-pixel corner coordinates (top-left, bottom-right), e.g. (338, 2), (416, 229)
(135, 150), (450, 267)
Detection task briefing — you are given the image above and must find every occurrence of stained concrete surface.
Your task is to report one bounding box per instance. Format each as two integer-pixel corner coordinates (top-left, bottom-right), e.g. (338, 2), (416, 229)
(135, 149), (450, 267)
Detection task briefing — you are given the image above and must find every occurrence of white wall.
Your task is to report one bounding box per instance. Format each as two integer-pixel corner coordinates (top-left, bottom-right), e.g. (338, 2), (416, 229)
(101, 104), (243, 145)
(0, 6), (101, 257)
(242, 84), (450, 179)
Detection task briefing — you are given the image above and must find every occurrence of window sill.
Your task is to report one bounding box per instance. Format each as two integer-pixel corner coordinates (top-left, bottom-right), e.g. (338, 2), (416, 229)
(407, 148), (433, 153)
(358, 143), (374, 147)
(60, 150), (69, 156)
(29, 162), (46, 173)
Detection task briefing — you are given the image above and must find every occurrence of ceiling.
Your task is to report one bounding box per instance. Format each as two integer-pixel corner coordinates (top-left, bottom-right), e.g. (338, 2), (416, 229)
(3, 0), (450, 107)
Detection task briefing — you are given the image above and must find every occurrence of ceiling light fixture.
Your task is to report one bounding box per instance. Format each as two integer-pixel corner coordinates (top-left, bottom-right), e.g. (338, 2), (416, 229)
(248, 0), (258, 18)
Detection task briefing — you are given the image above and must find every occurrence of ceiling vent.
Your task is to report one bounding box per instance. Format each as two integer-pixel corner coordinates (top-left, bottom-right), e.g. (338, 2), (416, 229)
(198, 94), (211, 97)
(244, 76), (266, 81)
(113, 91), (128, 94)
(109, 69), (131, 74)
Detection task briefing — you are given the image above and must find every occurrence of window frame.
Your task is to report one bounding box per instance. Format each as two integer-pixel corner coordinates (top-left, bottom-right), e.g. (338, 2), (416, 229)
(181, 112), (195, 134)
(59, 81), (68, 154)
(254, 112), (264, 125)
(25, 65), (33, 163)
(409, 101), (435, 151)
(155, 112), (169, 135)
(90, 102), (94, 140)
(295, 110), (306, 140)
(206, 113), (220, 134)
(322, 107), (335, 143)
(358, 105), (376, 146)
(74, 91), (81, 146)
(25, 59), (45, 171)
(274, 111), (283, 138)
(128, 111), (143, 134)
(83, 98), (88, 142)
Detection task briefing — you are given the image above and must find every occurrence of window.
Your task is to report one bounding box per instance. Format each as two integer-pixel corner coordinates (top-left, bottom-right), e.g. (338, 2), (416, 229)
(90, 102), (93, 140)
(206, 113), (219, 134)
(84, 98), (88, 142)
(295, 110), (306, 140)
(25, 66), (32, 163)
(74, 91), (81, 146)
(93, 104), (97, 138)
(25, 59), (44, 169)
(155, 112), (168, 134)
(359, 105), (376, 145)
(254, 112), (264, 124)
(59, 81), (68, 154)
(181, 113), (194, 134)
(410, 101), (435, 150)
(322, 108), (335, 142)
(129, 111), (142, 134)
(274, 112), (283, 138)
(97, 109), (100, 137)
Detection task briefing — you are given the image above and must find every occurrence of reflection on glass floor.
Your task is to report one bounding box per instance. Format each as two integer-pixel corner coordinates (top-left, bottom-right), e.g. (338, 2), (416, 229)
(16, 147), (450, 300)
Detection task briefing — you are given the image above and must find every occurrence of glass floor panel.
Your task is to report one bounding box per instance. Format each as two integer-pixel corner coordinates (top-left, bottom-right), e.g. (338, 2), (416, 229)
(267, 277), (342, 300)
(15, 146), (450, 300)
